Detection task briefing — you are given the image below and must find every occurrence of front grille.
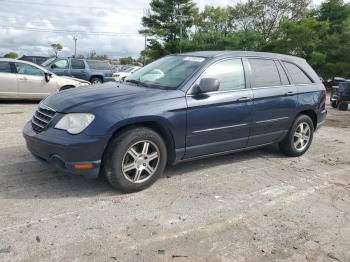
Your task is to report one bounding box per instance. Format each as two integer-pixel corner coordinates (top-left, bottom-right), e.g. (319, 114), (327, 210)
(31, 104), (56, 133)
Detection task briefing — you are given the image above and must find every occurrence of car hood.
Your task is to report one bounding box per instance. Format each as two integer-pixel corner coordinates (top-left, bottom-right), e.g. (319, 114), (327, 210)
(42, 82), (184, 113)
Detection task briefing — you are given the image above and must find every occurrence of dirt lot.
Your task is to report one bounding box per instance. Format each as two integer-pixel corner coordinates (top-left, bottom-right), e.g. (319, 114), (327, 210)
(0, 101), (349, 262)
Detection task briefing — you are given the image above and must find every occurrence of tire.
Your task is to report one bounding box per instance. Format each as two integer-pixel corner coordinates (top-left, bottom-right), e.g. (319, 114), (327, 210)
(103, 127), (167, 193)
(331, 101), (338, 108)
(90, 77), (103, 84)
(279, 114), (314, 157)
(338, 102), (348, 111)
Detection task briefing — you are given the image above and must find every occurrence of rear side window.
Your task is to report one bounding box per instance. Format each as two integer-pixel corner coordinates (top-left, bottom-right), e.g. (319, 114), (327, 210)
(71, 59), (85, 69)
(86, 60), (111, 70)
(283, 62), (313, 85)
(249, 59), (281, 87)
(0, 62), (11, 73)
(276, 61), (290, 85)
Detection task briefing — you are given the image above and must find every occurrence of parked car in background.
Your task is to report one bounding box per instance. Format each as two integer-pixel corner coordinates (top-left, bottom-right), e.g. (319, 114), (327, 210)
(42, 58), (115, 84)
(0, 58), (89, 100)
(23, 51), (326, 192)
(113, 66), (141, 82)
(19, 55), (49, 65)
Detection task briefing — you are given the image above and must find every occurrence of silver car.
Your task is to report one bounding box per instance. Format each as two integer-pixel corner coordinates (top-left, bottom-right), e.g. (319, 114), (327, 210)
(0, 58), (90, 100)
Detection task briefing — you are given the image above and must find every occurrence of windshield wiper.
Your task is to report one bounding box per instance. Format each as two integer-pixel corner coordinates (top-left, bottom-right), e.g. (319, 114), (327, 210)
(125, 79), (148, 87)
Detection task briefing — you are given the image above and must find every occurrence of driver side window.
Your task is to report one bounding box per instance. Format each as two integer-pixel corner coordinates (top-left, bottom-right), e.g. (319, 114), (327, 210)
(15, 63), (44, 76)
(198, 59), (245, 91)
(52, 59), (68, 69)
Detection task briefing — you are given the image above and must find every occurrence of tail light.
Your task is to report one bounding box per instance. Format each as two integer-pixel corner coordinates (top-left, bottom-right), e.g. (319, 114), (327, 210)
(323, 89), (327, 104)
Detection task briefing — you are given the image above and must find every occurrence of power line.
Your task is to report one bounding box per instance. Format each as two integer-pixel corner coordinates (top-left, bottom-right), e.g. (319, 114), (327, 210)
(0, 0), (144, 11)
(0, 26), (143, 37)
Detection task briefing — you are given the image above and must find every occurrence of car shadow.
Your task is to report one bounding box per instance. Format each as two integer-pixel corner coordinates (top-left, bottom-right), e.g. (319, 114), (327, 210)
(2, 145), (284, 200)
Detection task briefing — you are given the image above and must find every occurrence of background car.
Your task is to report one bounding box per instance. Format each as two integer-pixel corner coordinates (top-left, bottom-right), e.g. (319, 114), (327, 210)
(113, 66), (141, 82)
(42, 58), (115, 84)
(19, 55), (49, 65)
(0, 58), (90, 100)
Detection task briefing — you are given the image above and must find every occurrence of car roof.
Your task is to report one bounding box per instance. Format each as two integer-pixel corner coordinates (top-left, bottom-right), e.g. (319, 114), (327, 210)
(178, 51), (305, 62)
(0, 58), (50, 71)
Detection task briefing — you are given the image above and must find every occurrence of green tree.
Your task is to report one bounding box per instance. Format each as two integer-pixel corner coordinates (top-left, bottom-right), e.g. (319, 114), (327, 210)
(4, 52), (18, 59)
(50, 43), (63, 58)
(140, 0), (198, 59)
(229, 0), (311, 40)
(119, 57), (134, 65)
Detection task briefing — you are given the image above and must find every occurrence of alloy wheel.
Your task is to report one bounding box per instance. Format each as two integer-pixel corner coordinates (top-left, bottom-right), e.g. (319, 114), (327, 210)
(122, 140), (160, 183)
(293, 122), (311, 151)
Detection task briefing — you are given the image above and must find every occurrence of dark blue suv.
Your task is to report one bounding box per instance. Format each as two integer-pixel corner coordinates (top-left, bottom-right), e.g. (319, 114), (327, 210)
(23, 51), (327, 192)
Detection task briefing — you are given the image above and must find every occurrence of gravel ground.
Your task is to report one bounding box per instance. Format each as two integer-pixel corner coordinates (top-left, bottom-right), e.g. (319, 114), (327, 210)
(0, 100), (349, 262)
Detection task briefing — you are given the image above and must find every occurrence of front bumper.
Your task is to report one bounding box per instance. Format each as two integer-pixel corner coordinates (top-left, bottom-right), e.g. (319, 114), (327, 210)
(23, 121), (108, 178)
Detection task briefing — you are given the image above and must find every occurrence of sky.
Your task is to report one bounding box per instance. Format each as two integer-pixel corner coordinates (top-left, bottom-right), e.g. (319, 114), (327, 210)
(0, 0), (326, 59)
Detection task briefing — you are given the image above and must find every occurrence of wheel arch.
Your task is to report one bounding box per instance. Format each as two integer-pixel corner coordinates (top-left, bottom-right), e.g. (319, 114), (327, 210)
(59, 85), (75, 91)
(297, 109), (317, 129)
(103, 118), (177, 165)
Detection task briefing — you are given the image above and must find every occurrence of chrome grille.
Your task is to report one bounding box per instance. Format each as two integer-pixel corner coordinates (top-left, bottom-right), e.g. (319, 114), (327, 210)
(31, 104), (56, 133)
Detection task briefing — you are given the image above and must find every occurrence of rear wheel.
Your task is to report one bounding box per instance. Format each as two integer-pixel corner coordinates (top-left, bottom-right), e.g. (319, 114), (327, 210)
(90, 77), (103, 84)
(279, 115), (314, 157)
(103, 127), (167, 192)
(338, 102), (349, 111)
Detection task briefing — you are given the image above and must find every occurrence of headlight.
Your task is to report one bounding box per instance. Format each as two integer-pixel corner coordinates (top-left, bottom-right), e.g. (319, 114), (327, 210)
(79, 82), (90, 87)
(55, 113), (95, 134)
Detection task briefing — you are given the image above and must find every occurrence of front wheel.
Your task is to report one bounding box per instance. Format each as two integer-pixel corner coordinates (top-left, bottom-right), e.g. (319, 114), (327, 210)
(279, 115), (314, 157)
(331, 100), (338, 108)
(103, 127), (167, 193)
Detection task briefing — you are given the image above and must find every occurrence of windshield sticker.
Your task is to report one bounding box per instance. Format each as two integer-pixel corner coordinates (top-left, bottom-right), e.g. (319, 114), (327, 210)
(183, 57), (205, 63)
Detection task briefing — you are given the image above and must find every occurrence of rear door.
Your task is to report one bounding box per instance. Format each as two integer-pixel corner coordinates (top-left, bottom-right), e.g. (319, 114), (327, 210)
(70, 59), (88, 80)
(0, 61), (18, 98)
(247, 58), (297, 146)
(185, 58), (253, 158)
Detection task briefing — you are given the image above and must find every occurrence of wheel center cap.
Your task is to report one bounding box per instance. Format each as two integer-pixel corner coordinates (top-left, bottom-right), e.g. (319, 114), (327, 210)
(136, 157), (147, 168)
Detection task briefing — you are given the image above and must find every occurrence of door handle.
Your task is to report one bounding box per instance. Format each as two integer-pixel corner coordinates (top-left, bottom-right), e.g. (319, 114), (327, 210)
(19, 77), (28, 81)
(285, 91), (294, 96)
(237, 97), (252, 102)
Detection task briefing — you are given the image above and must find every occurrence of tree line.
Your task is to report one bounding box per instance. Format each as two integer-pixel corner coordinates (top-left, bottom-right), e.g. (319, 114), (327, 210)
(140, 0), (350, 79)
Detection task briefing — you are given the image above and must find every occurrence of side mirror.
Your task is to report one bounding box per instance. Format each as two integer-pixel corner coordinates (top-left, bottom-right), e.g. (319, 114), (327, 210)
(197, 78), (220, 93)
(44, 72), (52, 82)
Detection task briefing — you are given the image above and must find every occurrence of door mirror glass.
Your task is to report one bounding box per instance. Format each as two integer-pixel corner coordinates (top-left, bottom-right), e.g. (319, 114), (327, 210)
(198, 78), (220, 93)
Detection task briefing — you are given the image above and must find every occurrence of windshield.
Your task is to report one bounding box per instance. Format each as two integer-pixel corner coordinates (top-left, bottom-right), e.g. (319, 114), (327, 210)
(41, 58), (56, 67)
(125, 55), (206, 89)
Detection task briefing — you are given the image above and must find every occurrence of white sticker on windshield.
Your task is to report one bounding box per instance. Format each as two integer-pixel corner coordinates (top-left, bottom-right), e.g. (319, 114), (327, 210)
(183, 57), (205, 63)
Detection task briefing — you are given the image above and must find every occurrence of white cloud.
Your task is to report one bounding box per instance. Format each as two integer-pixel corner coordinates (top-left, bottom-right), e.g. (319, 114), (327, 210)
(0, 0), (330, 58)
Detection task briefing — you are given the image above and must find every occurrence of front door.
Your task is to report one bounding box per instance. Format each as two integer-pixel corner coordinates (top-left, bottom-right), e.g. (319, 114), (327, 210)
(247, 58), (298, 146)
(49, 58), (70, 76)
(185, 58), (253, 159)
(0, 61), (18, 98)
(14, 62), (57, 99)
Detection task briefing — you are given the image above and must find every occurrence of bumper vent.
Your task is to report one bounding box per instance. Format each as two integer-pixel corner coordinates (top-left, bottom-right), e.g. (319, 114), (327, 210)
(31, 104), (56, 133)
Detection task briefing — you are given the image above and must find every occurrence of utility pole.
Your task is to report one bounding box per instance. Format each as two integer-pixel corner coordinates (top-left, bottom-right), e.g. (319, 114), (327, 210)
(73, 36), (78, 58)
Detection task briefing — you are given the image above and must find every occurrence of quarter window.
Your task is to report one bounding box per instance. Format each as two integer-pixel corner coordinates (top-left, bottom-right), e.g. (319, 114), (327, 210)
(283, 62), (313, 85)
(71, 59), (85, 69)
(52, 59), (68, 69)
(199, 59), (245, 91)
(0, 62), (12, 73)
(249, 59), (281, 87)
(276, 61), (290, 85)
(15, 63), (44, 76)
